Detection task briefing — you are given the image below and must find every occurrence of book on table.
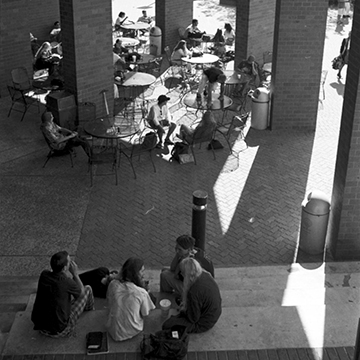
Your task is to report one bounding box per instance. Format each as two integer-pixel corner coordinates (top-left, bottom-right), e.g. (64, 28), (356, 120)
(86, 331), (109, 355)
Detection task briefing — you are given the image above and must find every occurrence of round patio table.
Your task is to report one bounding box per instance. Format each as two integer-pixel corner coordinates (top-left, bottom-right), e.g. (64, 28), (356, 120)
(116, 71), (156, 87)
(84, 118), (139, 139)
(121, 22), (150, 30)
(118, 37), (140, 48)
(181, 54), (219, 65)
(137, 54), (157, 65)
(182, 92), (232, 111)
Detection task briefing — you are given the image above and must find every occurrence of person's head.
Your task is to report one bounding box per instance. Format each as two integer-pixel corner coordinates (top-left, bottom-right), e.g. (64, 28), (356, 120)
(41, 111), (54, 124)
(142, 10), (147, 17)
(50, 251), (70, 273)
(115, 39), (122, 47)
(157, 94), (170, 107)
(175, 40), (187, 51)
(247, 55), (255, 63)
(53, 21), (60, 29)
(120, 257), (145, 287)
(201, 110), (215, 125)
(224, 23), (232, 32)
(192, 19), (198, 27)
(217, 73), (227, 84)
(119, 12), (125, 18)
(175, 234), (195, 258)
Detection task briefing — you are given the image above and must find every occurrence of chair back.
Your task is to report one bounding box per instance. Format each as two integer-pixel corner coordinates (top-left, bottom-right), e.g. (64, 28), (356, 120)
(146, 57), (163, 77)
(191, 115), (217, 145)
(263, 51), (272, 65)
(11, 67), (31, 91)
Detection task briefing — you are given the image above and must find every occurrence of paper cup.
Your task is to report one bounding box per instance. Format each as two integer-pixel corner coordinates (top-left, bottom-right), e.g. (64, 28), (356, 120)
(159, 299), (171, 317)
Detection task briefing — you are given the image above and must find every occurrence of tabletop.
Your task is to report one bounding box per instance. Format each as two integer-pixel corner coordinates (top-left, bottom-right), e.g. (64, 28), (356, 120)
(121, 22), (150, 30)
(181, 53), (219, 65)
(116, 71), (156, 87)
(117, 37), (140, 47)
(182, 92), (233, 111)
(84, 118), (139, 139)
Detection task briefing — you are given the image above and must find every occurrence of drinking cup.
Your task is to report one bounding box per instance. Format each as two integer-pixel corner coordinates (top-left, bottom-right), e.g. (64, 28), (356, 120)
(159, 299), (171, 317)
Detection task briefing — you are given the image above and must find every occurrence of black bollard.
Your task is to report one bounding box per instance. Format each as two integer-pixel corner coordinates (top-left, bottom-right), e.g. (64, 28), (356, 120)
(354, 318), (360, 360)
(191, 190), (208, 251)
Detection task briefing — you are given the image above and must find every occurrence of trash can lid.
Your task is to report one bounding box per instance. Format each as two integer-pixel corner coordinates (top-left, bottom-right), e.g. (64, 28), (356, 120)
(302, 190), (331, 215)
(150, 26), (162, 36)
(251, 87), (270, 102)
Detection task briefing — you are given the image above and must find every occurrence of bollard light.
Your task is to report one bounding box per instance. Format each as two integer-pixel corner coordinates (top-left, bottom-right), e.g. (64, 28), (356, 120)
(191, 190), (208, 251)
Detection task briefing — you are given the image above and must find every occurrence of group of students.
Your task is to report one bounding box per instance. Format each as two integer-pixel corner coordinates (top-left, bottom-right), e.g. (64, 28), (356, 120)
(31, 235), (222, 341)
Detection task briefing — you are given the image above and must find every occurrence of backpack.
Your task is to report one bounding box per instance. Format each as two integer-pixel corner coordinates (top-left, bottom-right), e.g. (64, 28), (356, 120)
(140, 325), (189, 360)
(171, 142), (189, 163)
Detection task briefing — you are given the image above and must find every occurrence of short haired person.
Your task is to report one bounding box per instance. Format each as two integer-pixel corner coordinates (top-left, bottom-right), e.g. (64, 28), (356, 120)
(196, 66), (226, 106)
(147, 95), (176, 149)
(41, 111), (91, 156)
(162, 257), (222, 334)
(137, 10), (152, 24)
(106, 258), (155, 341)
(235, 55), (261, 96)
(160, 234), (214, 296)
(184, 19), (205, 40)
(31, 251), (94, 337)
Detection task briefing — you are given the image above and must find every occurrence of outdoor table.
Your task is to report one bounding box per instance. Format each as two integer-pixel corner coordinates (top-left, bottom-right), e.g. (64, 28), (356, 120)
(117, 37), (140, 48)
(182, 91), (233, 112)
(223, 70), (242, 95)
(137, 54), (156, 65)
(84, 118), (139, 139)
(120, 22), (151, 31)
(181, 53), (219, 66)
(116, 71), (156, 87)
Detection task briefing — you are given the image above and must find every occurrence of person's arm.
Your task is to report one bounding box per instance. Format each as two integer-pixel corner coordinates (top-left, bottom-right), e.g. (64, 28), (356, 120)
(68, 260), (85, 298)
(184, 289), (201, 324)
(163, 105), (172, 121)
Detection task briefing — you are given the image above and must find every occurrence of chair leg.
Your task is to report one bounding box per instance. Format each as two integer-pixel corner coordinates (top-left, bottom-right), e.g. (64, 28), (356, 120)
(43, 152), (52, 168)
(90, 162), (94, 187)
(113, 160), (118, 185)
(190, 145), (196, 165)
(149, 150), (156, 173)
(69, 150), (74, 168)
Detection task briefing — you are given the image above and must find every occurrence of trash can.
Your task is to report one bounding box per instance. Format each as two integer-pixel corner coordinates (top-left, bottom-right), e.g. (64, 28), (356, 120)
(251, 87), (270, 130)
(299, 190), (331, 255)
(149, 26), (162, 56)
(46, 90), (77, 130)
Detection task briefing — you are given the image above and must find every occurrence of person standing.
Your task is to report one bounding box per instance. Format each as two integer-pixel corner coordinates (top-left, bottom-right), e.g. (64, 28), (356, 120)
(31, 251), (94, 337)
(338, 31), (351, 79)
(162, 257), (221, 334)
(146, 95), (176, 149)
(106, 258), (155, 341)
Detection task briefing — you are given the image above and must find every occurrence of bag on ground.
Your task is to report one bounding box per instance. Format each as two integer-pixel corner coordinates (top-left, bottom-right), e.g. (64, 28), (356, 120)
(332, 55), (343, 70)
(171, 142), (189, 163)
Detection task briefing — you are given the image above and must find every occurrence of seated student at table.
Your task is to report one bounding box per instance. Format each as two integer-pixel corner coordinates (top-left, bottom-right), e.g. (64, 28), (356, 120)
(171, 40), (190, 63)
(115, 11), (136, 37)
(41, 111), (91, 156)
(34, 42), (61, 76)
(235, 55), (261, 96)
(162, 257), (222, 334)
(211, 29), (226, 57)
(113, 39), (129, 55)
(196, 66), (226, 104)
(179, 111), (217, 145)
(147, 95), (177, 149)
(106, 258), (155, 341)
(224, 23), (235, 46)
(113, 52), (134, 73)
(137, 10), (152, 35)
(184, 19), (205, 47)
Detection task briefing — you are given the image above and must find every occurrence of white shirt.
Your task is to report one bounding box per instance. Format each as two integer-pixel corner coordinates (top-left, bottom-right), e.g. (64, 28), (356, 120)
(147, 103), (171, 125)
(106, 280), (155, 341)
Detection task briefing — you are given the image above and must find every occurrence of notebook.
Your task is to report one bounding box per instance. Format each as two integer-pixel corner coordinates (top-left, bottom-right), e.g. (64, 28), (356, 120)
(86, 331), (109, 355)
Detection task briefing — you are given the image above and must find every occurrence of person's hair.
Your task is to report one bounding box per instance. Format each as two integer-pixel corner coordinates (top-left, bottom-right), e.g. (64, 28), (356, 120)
(142, 10), (147, 15)
(34, 41), (51, 60)
(119, 12), (125, 17)
(176, 234), (195, 250)
(224, 23), (232, 32)
(192, 19), (198, 26)
(180, 257), (203, 310)
(50, 251), (69, 273)
(54, 21), (60, 27)
(119, 257), (145, 288)
(41, 111), (53, 124)
(174, 40), (187, 52)
(247, 55), (255, 63)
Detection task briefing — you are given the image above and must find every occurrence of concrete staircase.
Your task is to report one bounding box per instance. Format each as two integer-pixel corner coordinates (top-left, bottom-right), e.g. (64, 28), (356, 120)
(1, 262), (360, 356)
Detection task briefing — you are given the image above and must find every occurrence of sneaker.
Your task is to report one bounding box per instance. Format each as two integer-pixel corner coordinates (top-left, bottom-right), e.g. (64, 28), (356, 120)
(164, 139), (174, 145)
(156, 142), (164, 149)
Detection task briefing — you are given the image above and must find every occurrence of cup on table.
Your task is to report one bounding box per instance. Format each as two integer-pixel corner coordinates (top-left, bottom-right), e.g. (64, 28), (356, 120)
(159, 299), (171, 317)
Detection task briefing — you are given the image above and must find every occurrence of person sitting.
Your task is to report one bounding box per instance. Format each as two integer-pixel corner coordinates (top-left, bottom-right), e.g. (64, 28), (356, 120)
(196, 66), (226, 105)
(171, 40), (190, 64)
(184, 19), (205, 40)
(115, 11), (136, 37)
(235, 55), (261, 96)
(41, 111), (91, 156)
(34, 42), (61, 76)
(106, 258), (155, 341)
(49, 21), (62, 43)
(162, 257), (222, 334)
(113, 39), (129, 56)
(137, 10), (153, 35)
(160, 234), (215, 296)
(178, 111), (217, 145)
(223, 23), (235, 46)
(146, 95), (177, 149)
(211, 29), (226, 57)
(31, 251), (95, 337)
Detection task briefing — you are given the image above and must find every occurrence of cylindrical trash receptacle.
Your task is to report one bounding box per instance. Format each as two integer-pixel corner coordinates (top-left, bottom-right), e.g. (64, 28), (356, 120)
(46, 90), (77, 130)
(299, 190), (331, 255)
(149, 26), (162, 56)
(251, 87), (270, 130)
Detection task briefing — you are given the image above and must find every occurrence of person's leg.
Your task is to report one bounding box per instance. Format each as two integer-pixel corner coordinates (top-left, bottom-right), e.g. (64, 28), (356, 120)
(179, 125), (194, 144)
(154, 125), (165, 147)
(164, 122), (176, 144)
(197, 74), (208, 97)
(160, 269), (184, 294)
(162, 313), (196, 333)
(337, 62), (344, 79)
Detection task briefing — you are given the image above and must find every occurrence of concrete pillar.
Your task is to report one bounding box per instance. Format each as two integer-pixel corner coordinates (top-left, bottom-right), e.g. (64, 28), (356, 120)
(156, 0), (193, 54)
(270, 0), (328, 130)
(59, 0), (113, 117)
(327, 2), (360, 260)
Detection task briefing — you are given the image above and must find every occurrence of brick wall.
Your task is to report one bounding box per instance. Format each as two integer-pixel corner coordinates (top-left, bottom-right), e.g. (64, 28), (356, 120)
(59, 0), (114, 117)
(156, 0), (193, 54)
(327, 2), (360, 259)
(270, 0), (328, 130)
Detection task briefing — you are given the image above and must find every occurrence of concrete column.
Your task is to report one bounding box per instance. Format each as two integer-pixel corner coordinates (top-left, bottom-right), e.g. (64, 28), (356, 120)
(156, 0), (193, 54)
(59, 0), (113, 117)
(327, 2), (360, 260)
(270, 0), (328, 130)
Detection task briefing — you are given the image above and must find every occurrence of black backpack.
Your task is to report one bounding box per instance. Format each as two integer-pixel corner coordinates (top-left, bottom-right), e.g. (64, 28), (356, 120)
(171, 142), (189, 163)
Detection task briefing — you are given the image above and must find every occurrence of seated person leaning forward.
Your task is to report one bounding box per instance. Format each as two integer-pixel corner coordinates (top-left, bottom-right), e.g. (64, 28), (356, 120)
(34, 42), (61, 76)
(179, 111), (217, 145)
(147, 95), (176, 149)
(235, 55), (262, 96)
(197, 66), (226, 105)
(31, 251), (95, 337)
(160, 234), (214, 296)
(162, 257), (221, 334)
(41, 111), (90, 155)
(106, 258), (155, 341)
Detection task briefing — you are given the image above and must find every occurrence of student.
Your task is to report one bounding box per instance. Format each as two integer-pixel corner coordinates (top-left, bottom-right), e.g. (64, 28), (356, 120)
(223, 23), (235, 46)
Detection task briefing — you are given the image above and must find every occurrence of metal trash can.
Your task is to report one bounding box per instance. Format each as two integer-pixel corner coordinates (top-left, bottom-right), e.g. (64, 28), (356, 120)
(149, 26), (162, 56)
(251, 87), (270, 130)
(299, 190), (331, 255)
